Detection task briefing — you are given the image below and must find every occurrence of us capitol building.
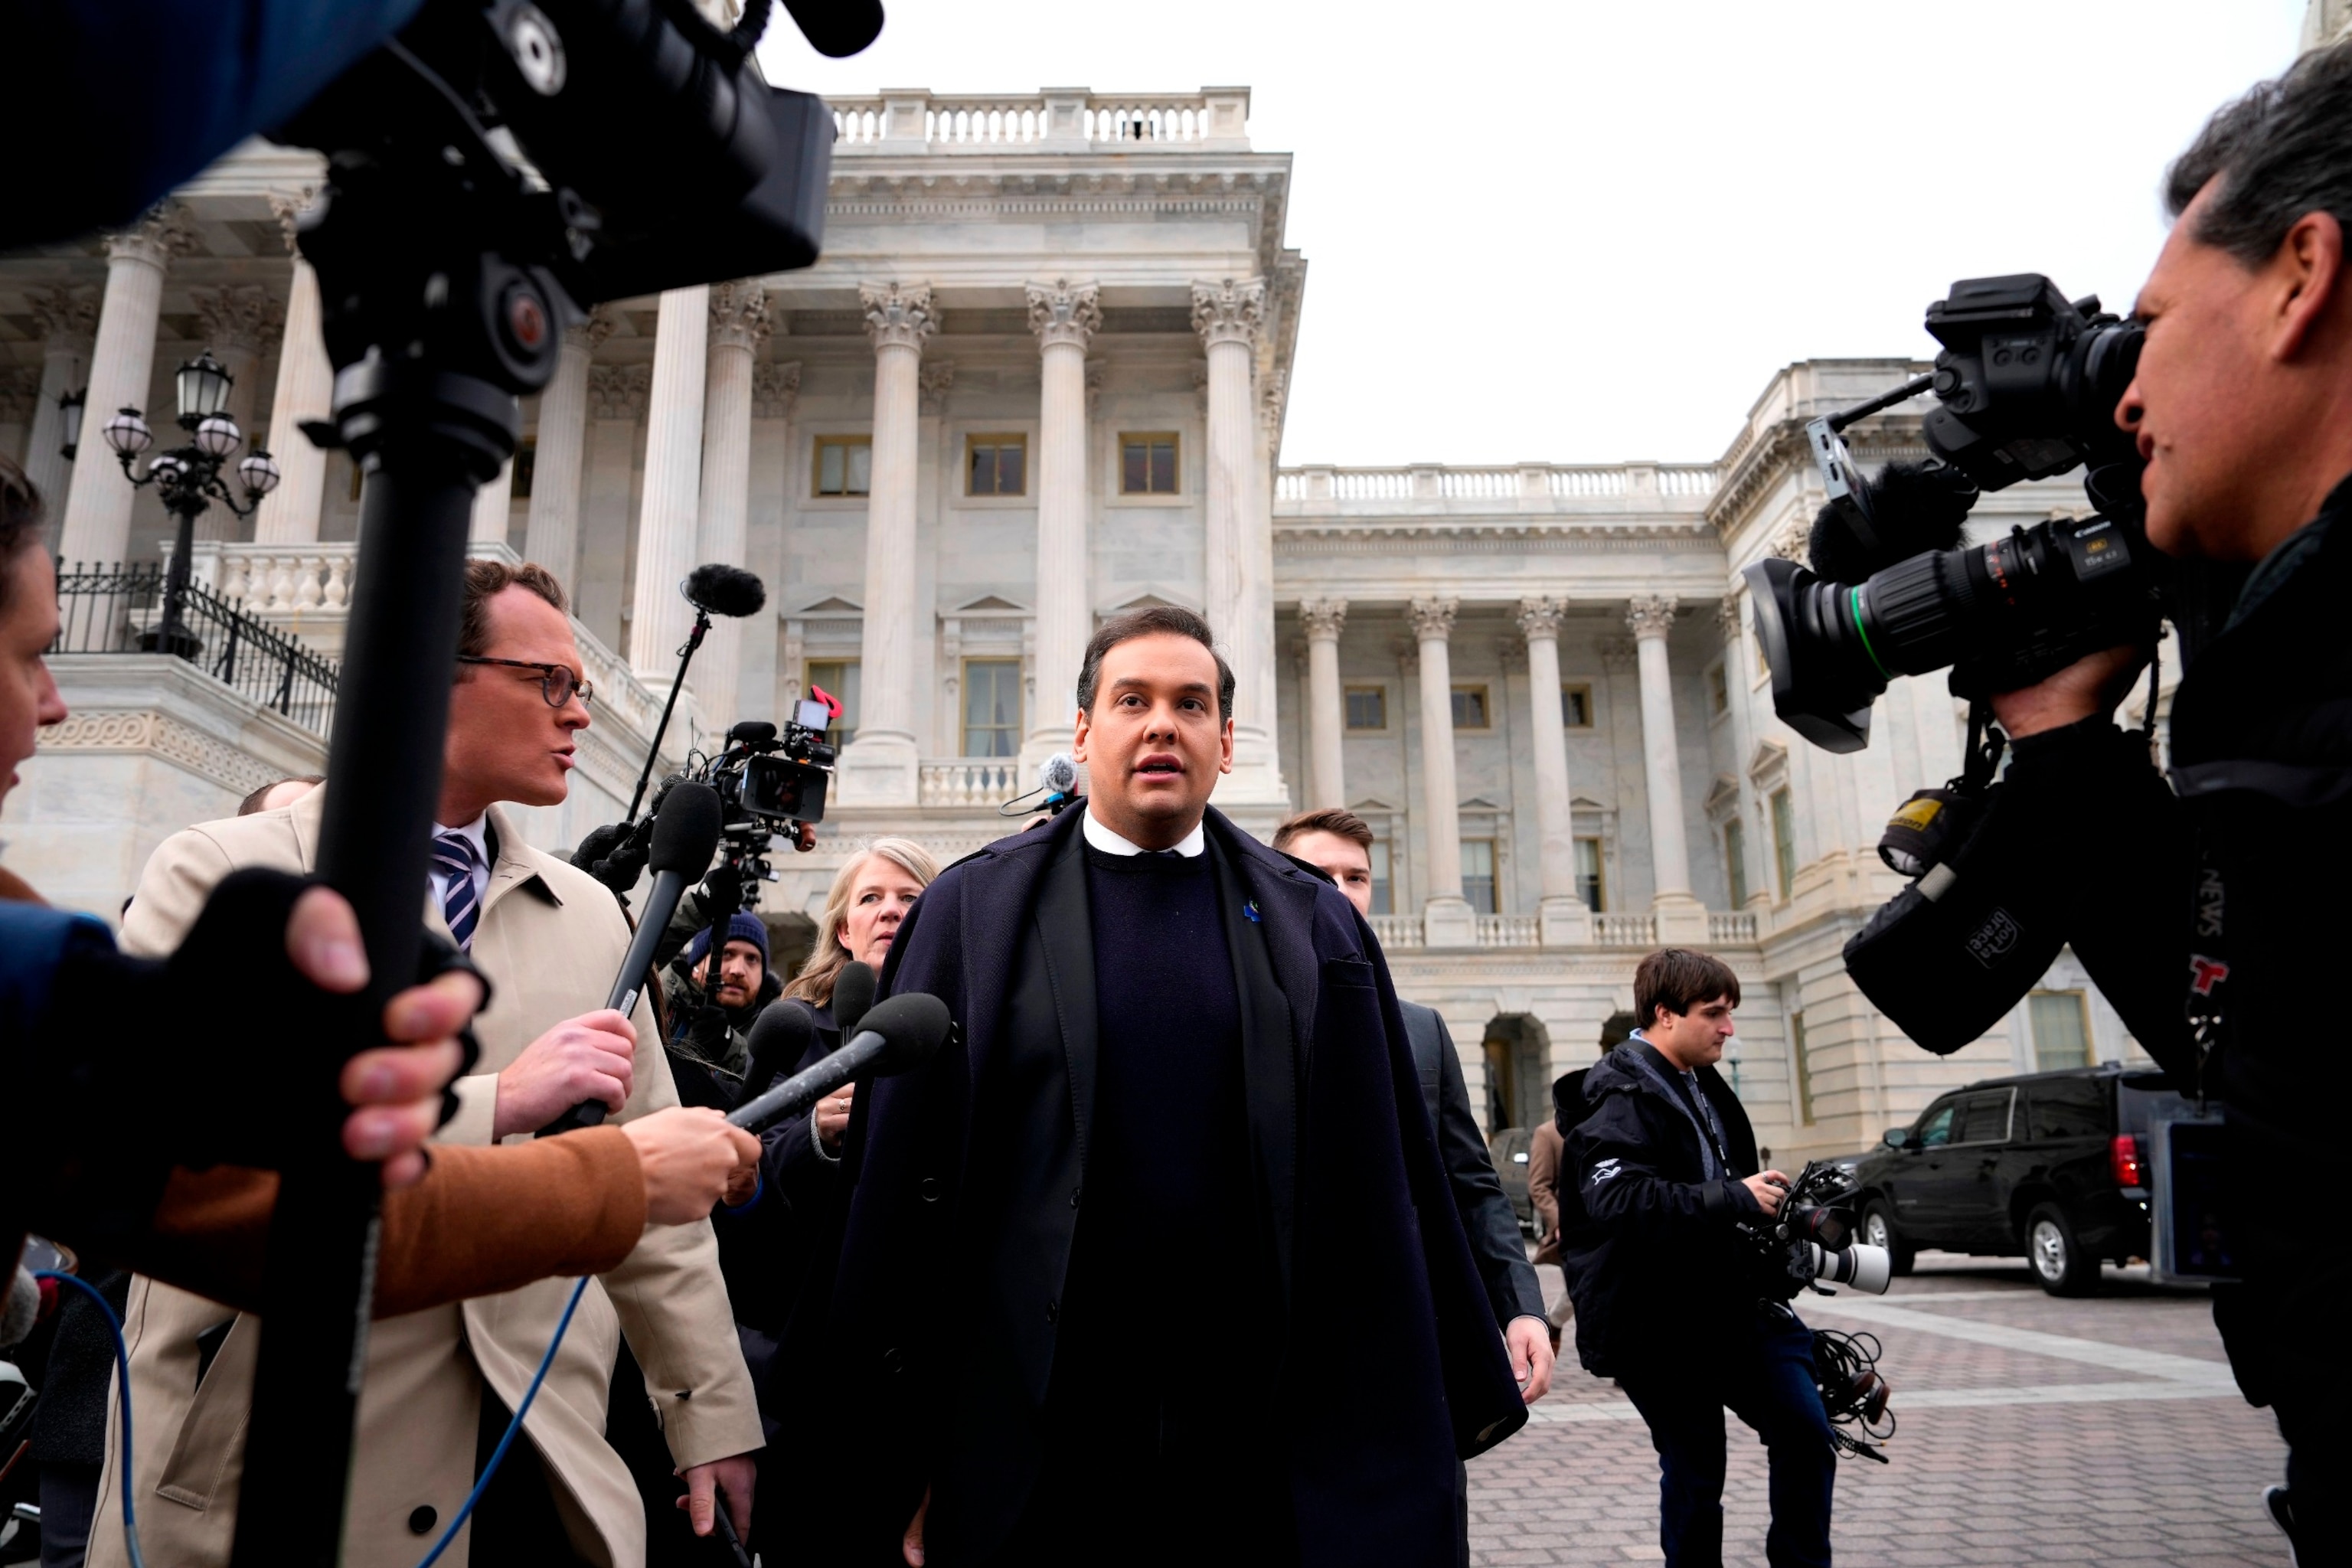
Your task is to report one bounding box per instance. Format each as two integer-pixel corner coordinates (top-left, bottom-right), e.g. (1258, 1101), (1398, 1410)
(2, 77), (2213, 1168)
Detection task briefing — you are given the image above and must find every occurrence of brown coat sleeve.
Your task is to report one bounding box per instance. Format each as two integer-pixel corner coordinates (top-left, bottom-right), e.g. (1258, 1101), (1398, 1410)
(125, 1128), (647, 1316)
(1527, 1122), (1563, 1242)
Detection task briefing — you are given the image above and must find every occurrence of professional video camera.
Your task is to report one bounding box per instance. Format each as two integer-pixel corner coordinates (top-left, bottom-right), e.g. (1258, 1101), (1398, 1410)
(1742, 1161), (1893, 1298)
(698, 697), (839, 866)
(1746, 273), (2164, 754)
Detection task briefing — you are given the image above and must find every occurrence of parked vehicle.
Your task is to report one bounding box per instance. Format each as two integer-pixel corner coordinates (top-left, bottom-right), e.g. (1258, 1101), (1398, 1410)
(1847, 1065), (2194, 1295)
(1490, 1125), (1537, 1234)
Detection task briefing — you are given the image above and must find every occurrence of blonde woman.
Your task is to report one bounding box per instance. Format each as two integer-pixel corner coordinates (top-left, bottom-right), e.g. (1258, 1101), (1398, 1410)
(717, 838), (939, 1348)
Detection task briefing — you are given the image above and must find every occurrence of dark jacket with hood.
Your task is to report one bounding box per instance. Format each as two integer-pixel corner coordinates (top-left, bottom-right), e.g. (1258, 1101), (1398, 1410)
(774, 802), (1527, 1566)
(1561, 1037), (1765, 1378)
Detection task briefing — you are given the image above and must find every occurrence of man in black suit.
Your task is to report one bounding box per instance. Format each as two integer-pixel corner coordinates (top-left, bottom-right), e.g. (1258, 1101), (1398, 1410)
(1275, 807), (1551, 1565)
(799, 606), (1527, 1568)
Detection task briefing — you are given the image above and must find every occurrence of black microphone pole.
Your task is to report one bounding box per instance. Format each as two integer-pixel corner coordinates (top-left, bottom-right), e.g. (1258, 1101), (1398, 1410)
(229, 65), (567, 1568)
(727, 992), (953, 1132)
(624, 606), (711, 825)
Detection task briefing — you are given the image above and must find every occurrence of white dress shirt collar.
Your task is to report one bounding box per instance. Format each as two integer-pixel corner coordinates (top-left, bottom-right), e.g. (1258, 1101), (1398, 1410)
(1082, 808), (1206, 858)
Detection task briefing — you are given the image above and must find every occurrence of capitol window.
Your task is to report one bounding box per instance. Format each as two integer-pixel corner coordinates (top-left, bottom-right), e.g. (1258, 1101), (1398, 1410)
(1462, 838), (1497, 915)
(1367, 839), (1393, 915)
(1575, 837), (1606, 911)
(2029, 990), (2093, 1071)
(962, 658), (1021, 756)
(966, 434), (1027, 497)
(805, 659), (860, 745)
(1770, 787), (1798, 902)
(813, 435), (873, 497)
(1344, 687), (1387, 730)
(1560, 684), (1592, 728)
(1120, 433), (1179, 495)
(1706, 660), (1729, 717)
(1451, 685), (1491, 730)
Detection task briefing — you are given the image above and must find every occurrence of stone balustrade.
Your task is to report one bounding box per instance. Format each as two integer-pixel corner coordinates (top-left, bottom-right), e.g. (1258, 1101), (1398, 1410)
(1592, 912), (1660, 947)
(1367, 913), (1424, 950)
(830, 89), (1250, 153)
(919, 759), (1022, 808)
(1709, 911), (1761, 945)
(1275, 461), (1717, 513)
(1476, 914), (1540, 948)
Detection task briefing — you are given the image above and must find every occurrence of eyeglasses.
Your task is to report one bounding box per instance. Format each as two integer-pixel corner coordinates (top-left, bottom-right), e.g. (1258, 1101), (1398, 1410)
(456, 655), (594, 708)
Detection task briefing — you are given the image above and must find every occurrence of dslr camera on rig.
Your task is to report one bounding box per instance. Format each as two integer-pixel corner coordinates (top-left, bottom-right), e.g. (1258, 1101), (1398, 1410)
(1743, 1161), (1893, 1299)
(1746, 273), (2161, 756)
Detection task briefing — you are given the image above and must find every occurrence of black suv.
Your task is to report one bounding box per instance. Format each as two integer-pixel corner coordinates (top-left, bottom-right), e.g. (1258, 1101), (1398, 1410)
(1848, 1065), (2191, 1295)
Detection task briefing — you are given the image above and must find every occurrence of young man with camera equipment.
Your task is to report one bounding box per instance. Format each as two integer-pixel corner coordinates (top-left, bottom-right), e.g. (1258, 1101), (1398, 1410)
(1564, 949), (1836, 1568)
(1948, 41), (2352, 1561)
(790, 606), (1526, 1568)
(1274, 805), (1553, 1568)
(96, 560), (763, 1568)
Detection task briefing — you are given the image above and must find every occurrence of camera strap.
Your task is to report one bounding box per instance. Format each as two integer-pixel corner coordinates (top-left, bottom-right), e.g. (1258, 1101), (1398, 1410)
(2185, 836), (2229, 1112)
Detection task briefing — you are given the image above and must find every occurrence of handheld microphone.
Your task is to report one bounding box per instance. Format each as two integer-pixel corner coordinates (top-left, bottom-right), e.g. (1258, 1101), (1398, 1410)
(683, 563), (768, 619)
(739, 999), (815, 1101)
(540, 781), (723, 1136)
(831, 960), (877, 1040)
(728, 992), (952, 1132)
(1040, 752), (1077, 796)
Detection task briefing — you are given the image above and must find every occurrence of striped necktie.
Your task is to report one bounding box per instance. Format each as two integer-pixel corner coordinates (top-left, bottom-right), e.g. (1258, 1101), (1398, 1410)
(432, 831), (483, 951)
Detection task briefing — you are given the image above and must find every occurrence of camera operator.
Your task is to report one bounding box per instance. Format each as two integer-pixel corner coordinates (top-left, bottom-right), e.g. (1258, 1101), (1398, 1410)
(1971, 41), (2352, 1560)
(659, 906), (780, 1106)
(1563, 949), (1836, 1568)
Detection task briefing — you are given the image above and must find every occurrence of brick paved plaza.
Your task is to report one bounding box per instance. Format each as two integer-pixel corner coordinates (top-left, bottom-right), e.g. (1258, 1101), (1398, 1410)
(1475, 1257), (2290, 1566)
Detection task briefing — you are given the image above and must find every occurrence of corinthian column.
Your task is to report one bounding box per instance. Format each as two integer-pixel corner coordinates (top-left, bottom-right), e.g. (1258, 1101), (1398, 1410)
(1519, 596), (1591, 944)
(1191, 277), (1283, 802)
(524, 304), (612, 586)
(1628, 594), (1706, 939)
(1411, 596), (1475, 944)
(23, 287), (96, 521)
(1024, 279), (1099, 766)
(255, 192), (333, 545)
(59, 204), (193, 564)
(1301, 597), (1347, 808)
(697, 281), (770, 727)
(630, 285), (710, 682)
(838, 282), (938, 806)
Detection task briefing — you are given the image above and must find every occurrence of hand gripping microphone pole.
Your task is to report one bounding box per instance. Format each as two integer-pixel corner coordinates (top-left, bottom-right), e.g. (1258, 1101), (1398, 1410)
(728, 992), (952, 1133)
(623, 564), (767, 825)
(540, 782), (723, 1135)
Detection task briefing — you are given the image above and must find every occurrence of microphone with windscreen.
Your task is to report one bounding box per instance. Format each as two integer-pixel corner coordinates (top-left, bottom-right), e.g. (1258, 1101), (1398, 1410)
(998, 752), (1080, 818)
(684, 564), (768, 619)
(624, 564), (770, 825)
(728, 992), (952, 1133)
(739, 999), (815, 1101)
(540, 781), (722, 1136)
(830, 960), (877, 1040)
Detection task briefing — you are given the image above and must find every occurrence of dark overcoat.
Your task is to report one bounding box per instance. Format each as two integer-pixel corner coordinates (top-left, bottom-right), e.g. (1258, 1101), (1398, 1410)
(786, 803), (1526, 1566)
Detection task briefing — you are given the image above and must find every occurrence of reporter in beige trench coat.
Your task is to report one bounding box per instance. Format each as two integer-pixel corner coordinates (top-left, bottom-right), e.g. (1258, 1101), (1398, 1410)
(90, 566), (761, 1568)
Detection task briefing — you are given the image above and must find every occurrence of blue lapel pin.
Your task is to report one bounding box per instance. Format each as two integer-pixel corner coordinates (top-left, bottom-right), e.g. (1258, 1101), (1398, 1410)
(1243, 898), (1262, 923)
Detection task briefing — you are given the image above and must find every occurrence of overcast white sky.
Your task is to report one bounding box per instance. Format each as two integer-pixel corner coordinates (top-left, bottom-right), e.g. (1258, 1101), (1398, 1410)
(758, 1), (2311, 467)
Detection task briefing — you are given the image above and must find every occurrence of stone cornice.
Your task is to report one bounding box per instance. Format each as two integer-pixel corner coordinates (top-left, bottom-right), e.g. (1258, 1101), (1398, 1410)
(1276, 521), (1723, 557)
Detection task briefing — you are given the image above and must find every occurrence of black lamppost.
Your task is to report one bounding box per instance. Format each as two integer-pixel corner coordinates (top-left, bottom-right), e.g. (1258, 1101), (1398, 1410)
(101, 348), (281, 657)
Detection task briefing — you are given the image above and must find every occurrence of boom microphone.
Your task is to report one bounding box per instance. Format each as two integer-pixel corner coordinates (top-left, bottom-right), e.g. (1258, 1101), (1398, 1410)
(740, 999), (815, 1101)
(684, 564), (769, 619)
(541, 781), (723, 1136)
(727, 991), (952, 1132)
(831, 960), (877, 1040)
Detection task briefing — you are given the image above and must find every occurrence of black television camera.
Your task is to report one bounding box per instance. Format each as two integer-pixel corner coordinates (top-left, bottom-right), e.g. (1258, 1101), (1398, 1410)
(1741, 1161), (1893, 1299)
(701, 700), (838, 868)
(1746, 274), (2165, 755)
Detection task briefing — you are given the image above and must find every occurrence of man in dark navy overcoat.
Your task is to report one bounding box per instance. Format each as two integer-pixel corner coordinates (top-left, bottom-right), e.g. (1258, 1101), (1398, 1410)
(792, 606), (1528, 1568)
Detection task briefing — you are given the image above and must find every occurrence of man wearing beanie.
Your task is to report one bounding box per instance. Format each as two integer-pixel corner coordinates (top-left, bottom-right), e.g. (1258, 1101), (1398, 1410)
(662, 910), (779, 1104)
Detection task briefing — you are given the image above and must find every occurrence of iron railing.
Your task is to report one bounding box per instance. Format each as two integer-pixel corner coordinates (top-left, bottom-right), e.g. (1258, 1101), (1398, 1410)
(53, 561), (340, 737)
